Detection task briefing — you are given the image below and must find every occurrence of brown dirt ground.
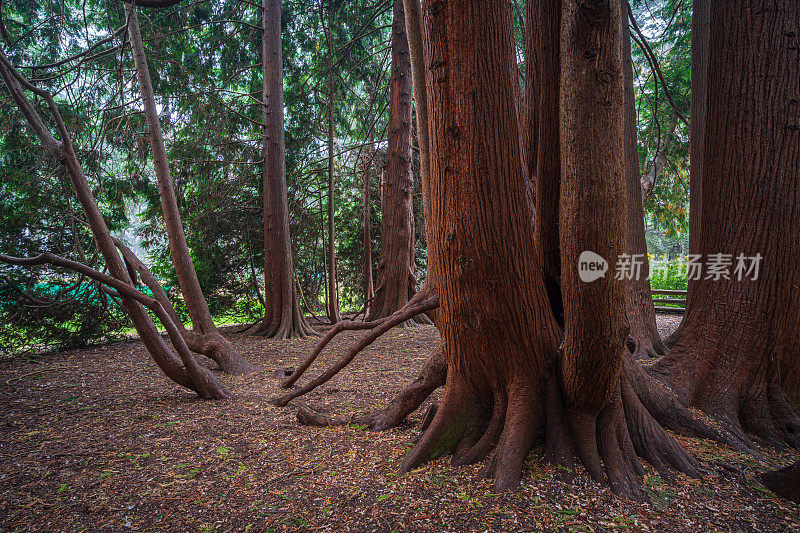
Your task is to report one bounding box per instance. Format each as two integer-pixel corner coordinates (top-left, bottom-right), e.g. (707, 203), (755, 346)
(0, 315), (797, 532)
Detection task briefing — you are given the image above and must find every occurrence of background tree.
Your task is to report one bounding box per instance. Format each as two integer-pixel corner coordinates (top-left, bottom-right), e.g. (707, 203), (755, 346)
(366, 0), (418, 323)
(253, 0), (317, 339)
(651, 0), (800, 449)
(124, 2), (254, 373)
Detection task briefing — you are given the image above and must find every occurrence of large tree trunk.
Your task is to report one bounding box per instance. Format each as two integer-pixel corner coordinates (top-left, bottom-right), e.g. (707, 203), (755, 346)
(527, 0), (563, 324)
(650, 1), (800, 449)
(366, 0), (420, 323)
(324, 3), (341, 324)
(621, 6), (665, 358)
(125, 4), (254, 373)
(662, 0), (707, 349)
(399, 0), (702, 500)
(255, 0), (317, 339)
(0, 49), (229, 399)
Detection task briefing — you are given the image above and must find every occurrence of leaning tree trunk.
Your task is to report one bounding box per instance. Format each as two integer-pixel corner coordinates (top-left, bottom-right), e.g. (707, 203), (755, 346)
(366, 0), (421, 324)
(0, 49), (229, 399)
(662, 0), (707, 349)
(254, 0), (317, 339)
(650, 1), (800, 449)
(527, 0), (563, 324)
(324, 3), (341, 324)
(621, 6), (665, 358)
(125, 4), (254, 373)
(399, 0), (704, 500)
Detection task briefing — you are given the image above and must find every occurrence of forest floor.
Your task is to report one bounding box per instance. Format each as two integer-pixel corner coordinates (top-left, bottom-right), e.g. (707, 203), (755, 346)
(0, 314), (797, 532)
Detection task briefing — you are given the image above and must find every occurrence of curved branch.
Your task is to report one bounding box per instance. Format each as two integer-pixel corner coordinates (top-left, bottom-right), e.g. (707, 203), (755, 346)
(272, 295), (439, 407)
(281, 282), (437, 388)
(0, 253), (231, 399)
(627, 2), (689, 127)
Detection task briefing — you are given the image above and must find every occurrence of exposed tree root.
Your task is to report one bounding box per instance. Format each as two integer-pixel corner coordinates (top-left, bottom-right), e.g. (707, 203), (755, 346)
(398, 353), (727, 501)
(650, 343), (800, 453)
(280, 283), (439, 389)
(760, 461), (800, 503)
(271, 294), (439, 407)
(623, 354), (754, 453)
(296, 344), (446, 430)
(626, 334), (666, 360)
(249, 300), (320, 340)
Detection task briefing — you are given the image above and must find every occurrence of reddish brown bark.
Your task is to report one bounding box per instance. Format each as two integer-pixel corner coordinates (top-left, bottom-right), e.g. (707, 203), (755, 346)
(125, 4), (254, 373)
(254, 0), (317, 339)
(527, 0), (563, 323)
(650, 1), (800, 449)
(663, 0), (707, 349)
(366, 0), (420, 324)
(397, 0), (708, 500)
(622, 7), (665, 358)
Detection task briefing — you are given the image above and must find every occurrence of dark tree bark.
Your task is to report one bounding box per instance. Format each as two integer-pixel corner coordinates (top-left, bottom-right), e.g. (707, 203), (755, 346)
(324, 2), (341, 324)
(366, 0), (421, 324)
(651, 1), (800, 449)
(0, 49), (229, 399)
(761, 462), (800, 503)
(253, 0), (317, 339)
(622, 5), (665, 358)
(663, 0), (707, 349)
(398, 0), (705, 500)
(527, 0), (563, 323)
(125, 4), (255, 373)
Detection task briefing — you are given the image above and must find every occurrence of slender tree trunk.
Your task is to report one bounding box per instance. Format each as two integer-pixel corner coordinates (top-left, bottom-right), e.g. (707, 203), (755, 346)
(640, 114), (678, 201)
(0, 49), (229, 399)
(124, 4), (254, 373)
(622, 4), (665, 358)
(256, 0), (317, 339)
(362, 133), (375, 312)
(324, 3), (341, 323)
(663, 0), (707, 349)
(651, 1), (800, 449)
(366, 0), (419, 323)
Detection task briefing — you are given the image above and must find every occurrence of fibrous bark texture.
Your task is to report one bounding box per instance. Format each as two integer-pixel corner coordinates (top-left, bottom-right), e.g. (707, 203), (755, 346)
(527, 0), (563, 323)
(621, 7), (665, 358)
(663, 0), (707, 349)
(366, 0), (422, 324)
(650, 1), (800, 449)
(398, 0), (706, 500)
(254, 0), (317, 340)
(125, 4), (254, 373)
